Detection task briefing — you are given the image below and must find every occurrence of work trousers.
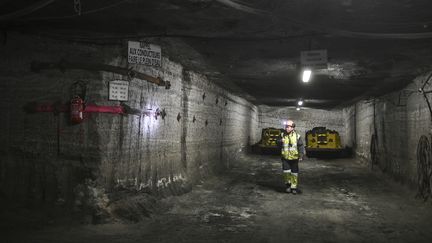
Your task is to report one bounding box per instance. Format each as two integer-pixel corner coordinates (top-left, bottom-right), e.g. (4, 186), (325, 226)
(281, 158), (299, 189)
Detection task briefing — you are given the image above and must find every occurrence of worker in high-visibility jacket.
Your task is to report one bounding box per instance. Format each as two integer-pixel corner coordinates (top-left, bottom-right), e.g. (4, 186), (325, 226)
(279, 120), (305, 194)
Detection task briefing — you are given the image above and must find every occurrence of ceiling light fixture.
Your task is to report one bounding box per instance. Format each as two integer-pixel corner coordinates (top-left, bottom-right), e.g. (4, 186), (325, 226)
(297, 99), (303, 106)
(302, 69), (312, 83)
(296, 107), (301, 111)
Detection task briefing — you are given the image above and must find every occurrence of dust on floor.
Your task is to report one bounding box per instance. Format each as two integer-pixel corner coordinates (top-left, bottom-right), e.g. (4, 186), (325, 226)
(4, 154), (432, 243)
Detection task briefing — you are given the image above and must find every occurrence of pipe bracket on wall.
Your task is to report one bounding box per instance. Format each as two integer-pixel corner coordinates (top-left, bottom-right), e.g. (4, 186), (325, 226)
(30, 60), (171, 89)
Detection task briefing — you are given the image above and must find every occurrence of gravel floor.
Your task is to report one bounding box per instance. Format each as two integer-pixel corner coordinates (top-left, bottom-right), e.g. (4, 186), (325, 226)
(3, 154), (432, 243)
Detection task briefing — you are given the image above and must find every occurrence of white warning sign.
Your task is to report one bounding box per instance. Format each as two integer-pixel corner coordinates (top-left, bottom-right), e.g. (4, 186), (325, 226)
(300, 49), (328, 70)
(109, 80), (129, 101)
(128, 41), (162, 67)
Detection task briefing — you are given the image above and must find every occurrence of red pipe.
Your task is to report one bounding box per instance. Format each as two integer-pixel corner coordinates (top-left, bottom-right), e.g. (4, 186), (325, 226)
(84, 105), (125, 114)
(27, 103), (125, 114)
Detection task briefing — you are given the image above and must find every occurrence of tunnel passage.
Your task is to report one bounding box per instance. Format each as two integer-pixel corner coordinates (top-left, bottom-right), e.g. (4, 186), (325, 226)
(2, 0), (432, 241)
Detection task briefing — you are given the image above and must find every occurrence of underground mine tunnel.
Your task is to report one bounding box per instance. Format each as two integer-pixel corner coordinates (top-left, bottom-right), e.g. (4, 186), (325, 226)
(2, 0), (432, 242)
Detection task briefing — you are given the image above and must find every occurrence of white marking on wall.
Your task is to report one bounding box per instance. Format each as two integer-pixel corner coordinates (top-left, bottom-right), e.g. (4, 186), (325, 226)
(117, 174), (186, 191)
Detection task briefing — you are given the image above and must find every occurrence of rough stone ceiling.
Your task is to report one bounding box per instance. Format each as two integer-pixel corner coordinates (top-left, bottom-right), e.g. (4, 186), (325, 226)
(2, 0), (432, 109)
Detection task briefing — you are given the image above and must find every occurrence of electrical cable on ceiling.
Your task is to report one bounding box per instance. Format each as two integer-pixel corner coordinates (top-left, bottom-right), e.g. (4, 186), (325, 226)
(19, 0), (129, 21)
(338, 20), (432, 31)
(31, 31), (323, 42)
(4, 0), (432, 41)
(214, 0), (432, 39)
(10, 0), (432, 42)
(0, 0), (55, 21)
(297, 22), (432, 40)
(215, 0), (268, 15)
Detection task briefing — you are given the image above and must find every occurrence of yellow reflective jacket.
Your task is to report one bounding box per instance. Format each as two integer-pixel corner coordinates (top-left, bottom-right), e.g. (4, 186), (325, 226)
(281, 131), (304, 160)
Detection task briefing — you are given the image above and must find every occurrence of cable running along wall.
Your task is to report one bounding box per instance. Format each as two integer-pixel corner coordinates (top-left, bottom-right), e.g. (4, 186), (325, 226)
(416, 135), (432, 201)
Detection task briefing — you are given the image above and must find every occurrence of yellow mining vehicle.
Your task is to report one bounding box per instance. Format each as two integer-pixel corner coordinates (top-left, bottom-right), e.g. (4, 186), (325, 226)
(253, 127), (284, 154)
(305, 127), (350, 157)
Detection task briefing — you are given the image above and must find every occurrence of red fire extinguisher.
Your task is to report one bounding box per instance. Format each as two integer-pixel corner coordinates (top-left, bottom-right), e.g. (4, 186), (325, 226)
(70, 95), (84, 124)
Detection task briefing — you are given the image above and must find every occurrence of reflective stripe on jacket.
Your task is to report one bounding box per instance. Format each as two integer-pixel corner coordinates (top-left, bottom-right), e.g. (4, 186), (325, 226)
(281, 132), (300, 160)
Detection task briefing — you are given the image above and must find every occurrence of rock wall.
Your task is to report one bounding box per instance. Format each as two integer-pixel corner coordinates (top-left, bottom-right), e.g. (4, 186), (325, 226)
(344, 71), (432, 186)
(0, 33), (259, 213)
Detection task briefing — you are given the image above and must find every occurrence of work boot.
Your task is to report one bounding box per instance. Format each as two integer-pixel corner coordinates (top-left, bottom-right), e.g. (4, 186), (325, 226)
(291, 189), (297, 195)
(285, 187), (292, 193)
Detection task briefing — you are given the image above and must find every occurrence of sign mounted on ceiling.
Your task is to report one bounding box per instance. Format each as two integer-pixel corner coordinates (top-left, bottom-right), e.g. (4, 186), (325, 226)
(128, 41), (162, 67)
(109, 80), (129, 101)
(300, 49), (328, 70)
